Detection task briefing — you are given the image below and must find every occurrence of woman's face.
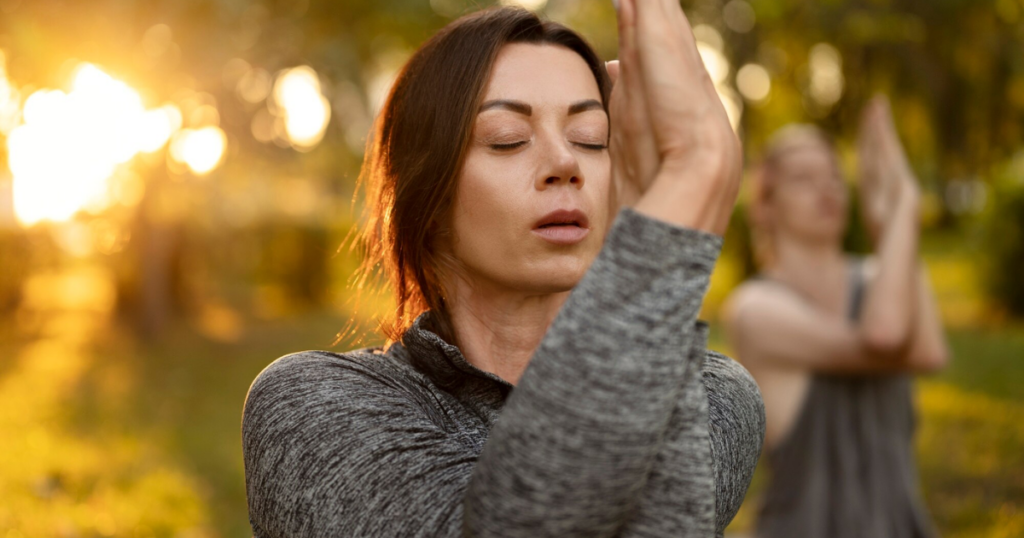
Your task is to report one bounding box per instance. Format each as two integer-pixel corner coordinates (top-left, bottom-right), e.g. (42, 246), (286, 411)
(770, 141), (848, 244)
(446, 42), (611, 294)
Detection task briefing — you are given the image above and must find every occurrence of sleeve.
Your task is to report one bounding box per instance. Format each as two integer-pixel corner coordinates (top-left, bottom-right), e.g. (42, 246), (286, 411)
(242, 351), (475, 538)
(701, 349), (766, 535)
(615, 321), (716, 538)
(618, 332), (767, 538)
(464, 206), (722, 537)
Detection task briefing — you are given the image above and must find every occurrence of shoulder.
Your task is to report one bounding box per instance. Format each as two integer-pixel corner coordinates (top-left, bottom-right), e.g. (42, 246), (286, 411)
(700, 349), (766, 531)
(242, 347), (430, 434)
(722, 279), (784, 326)
(246, 348), (386, 402)
(702, 349), (765, 429)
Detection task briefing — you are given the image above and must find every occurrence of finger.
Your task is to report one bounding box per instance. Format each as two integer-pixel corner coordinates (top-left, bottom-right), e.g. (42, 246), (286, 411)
(634, 0), (703, 72)
(605, 60), (620, 86)
(632, 0), (732, 157)
(618, 0), (660, 184)
(617, 0), (636, 54)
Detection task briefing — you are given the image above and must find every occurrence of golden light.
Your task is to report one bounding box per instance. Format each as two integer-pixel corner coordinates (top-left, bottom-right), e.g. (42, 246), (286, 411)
(138, 105), (183, 153)
(723, 0), (756, 33)
(693, 25), (742, 132)
(737, 63), (771, 103)
(170, 127), (227, 175)
(7, 62), (184, 226)
(809, 43), (844, 107)
(272, 66), (331, 150)
(499, 0), (548, 11)
(0, 50), (21, 135)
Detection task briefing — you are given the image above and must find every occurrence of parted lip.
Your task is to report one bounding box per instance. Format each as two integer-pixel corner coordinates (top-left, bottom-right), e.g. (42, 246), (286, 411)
(533, 209), (590, 230)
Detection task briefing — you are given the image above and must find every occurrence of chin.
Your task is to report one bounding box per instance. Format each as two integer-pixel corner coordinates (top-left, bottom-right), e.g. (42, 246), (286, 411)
(513, 257), (591, 294)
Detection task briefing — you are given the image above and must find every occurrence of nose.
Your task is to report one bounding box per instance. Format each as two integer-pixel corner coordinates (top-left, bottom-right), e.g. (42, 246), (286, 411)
(534, 134), (584, 191)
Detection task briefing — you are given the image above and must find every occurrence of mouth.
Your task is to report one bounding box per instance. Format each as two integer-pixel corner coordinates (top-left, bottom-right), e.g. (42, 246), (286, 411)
(532, 209), (590, 245)
(533, 209), (590, 230)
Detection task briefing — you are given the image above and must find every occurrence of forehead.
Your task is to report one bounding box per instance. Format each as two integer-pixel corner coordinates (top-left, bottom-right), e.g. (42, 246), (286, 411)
(481, 42), (601, 107)
(778, 142), (836, 172)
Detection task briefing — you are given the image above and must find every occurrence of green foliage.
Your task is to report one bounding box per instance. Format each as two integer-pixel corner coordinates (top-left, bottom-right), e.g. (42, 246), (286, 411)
(981, 156), (1024, 316)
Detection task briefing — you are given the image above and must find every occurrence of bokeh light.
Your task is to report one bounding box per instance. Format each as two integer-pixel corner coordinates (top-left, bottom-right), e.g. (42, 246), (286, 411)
(723, 0), (756, 33)
(170, 126), (227, 175)
(737, 63), (771, 103)
(808, 42), (844, 108)
(0, 50), (20, 135)
(694, 25), (742, 131)
(499, 0), (548, 11)
(271, 66), (331, 151)
(8, 63), (182, 226)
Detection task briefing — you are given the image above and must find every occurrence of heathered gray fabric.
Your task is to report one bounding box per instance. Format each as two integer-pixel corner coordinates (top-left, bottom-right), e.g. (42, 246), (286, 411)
(754, 258), (938, 538)
(242, 206), (766, 538)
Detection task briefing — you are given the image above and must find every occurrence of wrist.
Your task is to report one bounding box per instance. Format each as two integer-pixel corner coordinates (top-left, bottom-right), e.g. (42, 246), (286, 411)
(634, 169), (737, 236)
(897, 181), (921, 214)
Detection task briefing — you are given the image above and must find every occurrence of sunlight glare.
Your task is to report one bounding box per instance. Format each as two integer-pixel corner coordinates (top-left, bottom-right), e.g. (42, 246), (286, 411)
(0, 50), (21, 135)
(8, 63), (184, 226)
(272, 66), (331, 150)
(170, 127), (227, 175)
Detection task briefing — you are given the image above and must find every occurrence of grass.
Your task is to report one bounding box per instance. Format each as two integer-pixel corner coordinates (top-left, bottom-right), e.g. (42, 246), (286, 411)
(0, 268), (363, 537)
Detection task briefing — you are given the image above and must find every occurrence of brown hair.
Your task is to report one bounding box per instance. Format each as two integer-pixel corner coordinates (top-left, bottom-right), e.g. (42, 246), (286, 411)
(343, 6), (612, 348)
(748, 124), (839, 268)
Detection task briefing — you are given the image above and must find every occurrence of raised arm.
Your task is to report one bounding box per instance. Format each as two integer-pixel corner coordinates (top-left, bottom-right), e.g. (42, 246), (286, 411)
(723, 97), (946, 375)
(465, 208), (722, 536)
(855, 96), (922, 357)
(466, 0), (740, 533)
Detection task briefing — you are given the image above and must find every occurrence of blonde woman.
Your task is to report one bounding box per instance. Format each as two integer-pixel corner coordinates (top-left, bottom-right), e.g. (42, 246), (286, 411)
(722, 98), (949, 538)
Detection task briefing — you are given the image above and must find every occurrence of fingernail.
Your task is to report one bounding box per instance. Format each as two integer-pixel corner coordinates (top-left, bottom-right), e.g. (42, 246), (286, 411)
(612, 0), (619, 11)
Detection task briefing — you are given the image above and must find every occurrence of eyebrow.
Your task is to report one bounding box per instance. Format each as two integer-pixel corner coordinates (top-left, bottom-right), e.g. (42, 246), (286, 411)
(478, 98), (604, 117)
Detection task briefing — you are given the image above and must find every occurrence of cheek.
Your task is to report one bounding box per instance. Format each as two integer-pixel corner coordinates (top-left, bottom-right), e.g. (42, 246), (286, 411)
(449, 155), (530, 269)
(582, 152), (612, 228)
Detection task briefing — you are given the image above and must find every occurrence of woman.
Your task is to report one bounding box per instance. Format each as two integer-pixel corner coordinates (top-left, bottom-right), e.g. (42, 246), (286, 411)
(721, 100), (949, 538)
(243, 1), (764, 536)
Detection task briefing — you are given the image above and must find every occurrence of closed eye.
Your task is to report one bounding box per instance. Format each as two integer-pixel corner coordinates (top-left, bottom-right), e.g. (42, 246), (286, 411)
(489, 141), (607, 151)
(490, 141), (528, 150)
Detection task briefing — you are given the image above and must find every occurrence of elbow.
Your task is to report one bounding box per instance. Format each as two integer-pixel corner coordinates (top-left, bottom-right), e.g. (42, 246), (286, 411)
(861, 325), (911, 358)
(911, 342), (951, 374)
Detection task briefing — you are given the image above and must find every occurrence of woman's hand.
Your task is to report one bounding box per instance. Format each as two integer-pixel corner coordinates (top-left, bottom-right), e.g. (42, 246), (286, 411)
(605, 19), (658, 210)
(607, 0), (742, 236)
(857, 95), (920, 245)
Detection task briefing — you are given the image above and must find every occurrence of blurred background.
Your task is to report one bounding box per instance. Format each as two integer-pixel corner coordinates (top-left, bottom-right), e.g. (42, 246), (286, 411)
(0, 0), (1021, 536)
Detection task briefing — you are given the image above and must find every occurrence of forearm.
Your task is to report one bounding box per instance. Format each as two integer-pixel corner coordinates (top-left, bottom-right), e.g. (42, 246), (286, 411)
(464, 207), (721, 537)
(903, 265), (950, 371)
(633, 160), (740, 237)
(860, 188), (920, 354)
(616, 321), (715, 538)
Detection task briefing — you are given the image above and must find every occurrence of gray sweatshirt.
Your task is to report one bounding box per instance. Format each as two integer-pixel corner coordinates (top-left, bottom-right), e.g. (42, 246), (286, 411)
(242, 206), (765, 537)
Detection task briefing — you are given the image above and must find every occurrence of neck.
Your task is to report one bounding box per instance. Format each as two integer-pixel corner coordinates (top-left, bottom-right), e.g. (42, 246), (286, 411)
(767, 232), (846, 290)
(443, 273), (569, 386)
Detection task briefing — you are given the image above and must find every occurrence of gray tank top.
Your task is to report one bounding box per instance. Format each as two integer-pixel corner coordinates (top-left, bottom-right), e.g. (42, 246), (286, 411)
(754, 258), (939, 538)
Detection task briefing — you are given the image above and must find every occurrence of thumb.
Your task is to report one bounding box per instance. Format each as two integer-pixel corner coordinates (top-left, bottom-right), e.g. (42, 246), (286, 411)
(605, 59), (620, 86)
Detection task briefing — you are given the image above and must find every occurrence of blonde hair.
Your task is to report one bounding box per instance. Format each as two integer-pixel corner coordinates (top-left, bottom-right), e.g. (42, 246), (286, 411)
(748, 124), (838, 268)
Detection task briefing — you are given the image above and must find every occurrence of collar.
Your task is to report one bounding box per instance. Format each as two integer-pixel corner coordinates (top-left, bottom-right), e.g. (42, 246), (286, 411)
(397, 310), (514, 399)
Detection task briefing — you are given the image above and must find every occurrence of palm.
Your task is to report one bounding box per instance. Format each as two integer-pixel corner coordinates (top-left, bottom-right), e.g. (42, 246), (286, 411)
(606, 0), (742, 235)
(857, 96), (918, 244)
